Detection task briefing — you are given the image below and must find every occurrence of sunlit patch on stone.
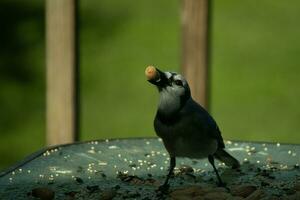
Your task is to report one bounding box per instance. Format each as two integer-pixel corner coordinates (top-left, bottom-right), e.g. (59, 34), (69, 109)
(276, 143), (280, 147)
(108, 145), (118, 149)
(226, 140), (232, 145)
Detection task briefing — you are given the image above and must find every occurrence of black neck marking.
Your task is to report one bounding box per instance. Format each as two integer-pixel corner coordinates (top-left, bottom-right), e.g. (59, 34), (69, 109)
(180, 88), (190, 107)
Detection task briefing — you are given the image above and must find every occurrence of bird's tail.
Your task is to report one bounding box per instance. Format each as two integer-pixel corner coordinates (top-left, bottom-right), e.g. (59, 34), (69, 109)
(214, 148), (240, 169)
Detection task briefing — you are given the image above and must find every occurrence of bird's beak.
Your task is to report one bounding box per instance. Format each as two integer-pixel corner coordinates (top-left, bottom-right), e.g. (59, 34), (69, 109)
(145, 66), (170, 87)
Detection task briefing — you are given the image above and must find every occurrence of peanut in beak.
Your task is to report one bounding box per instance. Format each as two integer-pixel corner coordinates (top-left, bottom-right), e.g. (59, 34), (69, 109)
(145, 66), (159, 81)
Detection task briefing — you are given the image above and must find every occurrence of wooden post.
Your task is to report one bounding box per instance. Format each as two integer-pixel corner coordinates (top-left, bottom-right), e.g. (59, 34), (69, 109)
(46, 0), (79, 145)
(181, 0), (210, 109)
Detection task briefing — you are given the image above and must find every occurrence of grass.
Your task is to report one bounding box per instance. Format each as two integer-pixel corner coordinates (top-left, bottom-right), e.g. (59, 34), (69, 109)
(1, 0), (300, 171)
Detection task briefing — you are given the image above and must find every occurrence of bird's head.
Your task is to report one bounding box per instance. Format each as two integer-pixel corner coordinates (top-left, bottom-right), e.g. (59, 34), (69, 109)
(145, 66), (191, 116)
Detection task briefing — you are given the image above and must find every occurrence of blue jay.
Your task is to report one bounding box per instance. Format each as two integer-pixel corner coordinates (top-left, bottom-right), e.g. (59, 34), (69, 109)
(145, 66), (240, 190)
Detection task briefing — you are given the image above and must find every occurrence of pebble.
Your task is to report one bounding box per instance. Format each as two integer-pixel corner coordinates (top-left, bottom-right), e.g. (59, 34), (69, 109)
(244, 189), (265, 200)
(293, 182), (300, 191)
(86, 185), (99, 193)
(226, 197), (244, 200)
(172, 195), (194, 200)
(231, 184), (257, 198)
(122, 191), (141, 198)
(170, 186), (233, 200)
(31, 187), (55, 200)
(64, 191), (78, 199)
(170, 186), (205, 199)
(203, 191), (230, 200)
(100, 189), (117, 200)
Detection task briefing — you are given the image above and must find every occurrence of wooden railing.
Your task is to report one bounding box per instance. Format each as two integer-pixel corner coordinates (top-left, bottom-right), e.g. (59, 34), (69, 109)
(182, 0), (210, 109)
(46, 0), (79, 146)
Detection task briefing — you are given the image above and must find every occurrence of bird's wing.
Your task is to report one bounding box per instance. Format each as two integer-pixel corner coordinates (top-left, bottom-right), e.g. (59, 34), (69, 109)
(213, 124), (225, 149)
(187, 99), (225, 149)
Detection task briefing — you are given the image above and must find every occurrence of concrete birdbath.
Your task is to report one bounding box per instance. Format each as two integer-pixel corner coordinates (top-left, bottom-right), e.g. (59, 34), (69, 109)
(0, 138), (300, 199)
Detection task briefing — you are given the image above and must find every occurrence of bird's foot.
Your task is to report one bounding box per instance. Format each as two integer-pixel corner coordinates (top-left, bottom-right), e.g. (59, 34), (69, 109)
(217, 182), (230, 192)
(217, 181), (226, 187)
(156, 184), (170, 194)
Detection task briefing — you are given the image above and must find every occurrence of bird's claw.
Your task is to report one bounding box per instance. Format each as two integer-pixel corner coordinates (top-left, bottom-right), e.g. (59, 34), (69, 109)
(217, 182), (230, 192)
(217, 181), (226, 187)
(157, 184), (170, 194)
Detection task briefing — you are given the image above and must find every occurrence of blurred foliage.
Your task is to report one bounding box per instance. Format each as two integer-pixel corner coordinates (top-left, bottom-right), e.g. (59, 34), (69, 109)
(1, 0), (300, 171)
(211, 0), (300, 142)
(0, 0), (45, 171)
(80, 0), (180, 141)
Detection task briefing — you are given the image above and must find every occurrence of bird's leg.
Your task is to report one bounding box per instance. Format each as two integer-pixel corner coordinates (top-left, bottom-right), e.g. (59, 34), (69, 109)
(158, 156), (176, 192)
(208, 155), (226, 187)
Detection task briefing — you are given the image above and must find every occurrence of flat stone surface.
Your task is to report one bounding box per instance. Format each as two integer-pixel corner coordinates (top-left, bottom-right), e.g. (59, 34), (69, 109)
(0, 138), (300, 199)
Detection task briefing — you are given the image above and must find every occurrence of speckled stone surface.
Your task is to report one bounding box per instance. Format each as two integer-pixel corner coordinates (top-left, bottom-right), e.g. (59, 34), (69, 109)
(0, 138), (300, 199)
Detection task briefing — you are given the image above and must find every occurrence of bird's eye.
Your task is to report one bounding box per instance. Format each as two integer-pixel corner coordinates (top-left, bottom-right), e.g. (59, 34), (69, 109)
(174, 80), (183, 86)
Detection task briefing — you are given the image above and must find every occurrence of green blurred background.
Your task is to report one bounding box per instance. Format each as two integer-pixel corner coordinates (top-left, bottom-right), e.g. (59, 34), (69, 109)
(1, 0), (300, 171)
